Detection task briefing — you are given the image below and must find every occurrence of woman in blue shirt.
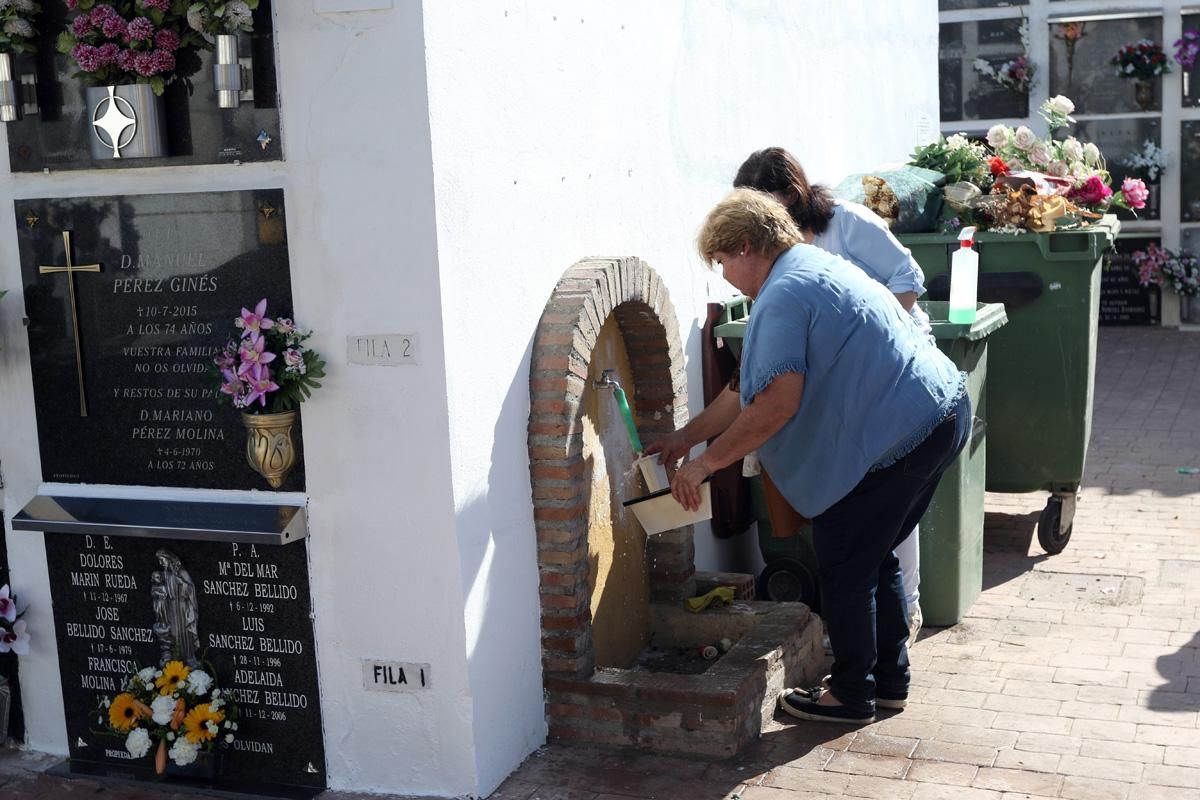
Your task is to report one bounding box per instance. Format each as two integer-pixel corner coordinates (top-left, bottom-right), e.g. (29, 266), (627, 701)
(735, 147), (930, 641)
(654, 189), (969, 723)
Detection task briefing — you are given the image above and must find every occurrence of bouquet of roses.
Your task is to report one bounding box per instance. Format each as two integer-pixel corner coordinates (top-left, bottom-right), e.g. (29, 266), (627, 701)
(99, 660), (238, 773)
(1111, 39), (1171, 80)
(213, 299), (326, 413)
(0, 584), (30, 655)
(0, 0), (40, 55)
(57, 0), (210, 95)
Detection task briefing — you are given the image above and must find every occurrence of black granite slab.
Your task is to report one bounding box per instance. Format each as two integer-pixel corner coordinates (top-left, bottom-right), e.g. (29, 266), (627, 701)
(1102, 236), (1161, 326)
(45, 533), (325, 794)
(5, 3), (279, 171)
(17, 188), (304, 491)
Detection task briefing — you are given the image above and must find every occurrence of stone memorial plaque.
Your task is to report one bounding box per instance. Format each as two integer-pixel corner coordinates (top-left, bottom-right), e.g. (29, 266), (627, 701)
(940, 19), (1029, 121)
(45, 533), (325, 793)
(18, 188), (303, 491)
(1069, 118), (1161, 222)
(1182, 122), (1200, 222)
(1101, 236), (1160, 326)
(5, 2), (279, 172)
(1184, 15), (1200, 108)
(1048, 15), (1163, 115)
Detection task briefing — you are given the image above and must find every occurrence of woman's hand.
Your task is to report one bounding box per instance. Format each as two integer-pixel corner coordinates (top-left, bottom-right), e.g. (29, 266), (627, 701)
(644, 430), (692, 467)
(671, 455), (711, 512)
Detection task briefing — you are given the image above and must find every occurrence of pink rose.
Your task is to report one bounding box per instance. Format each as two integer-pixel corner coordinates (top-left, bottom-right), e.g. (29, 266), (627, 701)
(1121, 177), (1149, 210)
(1069, 175), (1113, 207)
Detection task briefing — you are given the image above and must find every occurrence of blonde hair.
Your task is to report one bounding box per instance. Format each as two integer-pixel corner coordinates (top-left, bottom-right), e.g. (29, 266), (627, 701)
(697, 188), (804, 266)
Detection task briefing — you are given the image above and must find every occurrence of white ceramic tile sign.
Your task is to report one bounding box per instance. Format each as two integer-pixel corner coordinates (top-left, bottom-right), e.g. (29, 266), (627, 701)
(347, 333), (417, 366)
(362, 659), (430, 692)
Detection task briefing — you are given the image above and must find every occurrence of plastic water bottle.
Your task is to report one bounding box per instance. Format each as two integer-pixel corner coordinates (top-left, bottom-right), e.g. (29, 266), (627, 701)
(948, 226), (978, 324)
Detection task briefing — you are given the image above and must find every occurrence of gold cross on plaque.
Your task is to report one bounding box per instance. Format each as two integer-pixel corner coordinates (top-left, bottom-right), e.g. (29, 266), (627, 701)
(39, 231), (102, 417)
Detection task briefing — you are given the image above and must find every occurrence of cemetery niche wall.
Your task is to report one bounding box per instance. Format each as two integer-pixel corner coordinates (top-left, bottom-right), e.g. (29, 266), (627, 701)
(12, 189), (326, 796)
(3, 1), (279, 171)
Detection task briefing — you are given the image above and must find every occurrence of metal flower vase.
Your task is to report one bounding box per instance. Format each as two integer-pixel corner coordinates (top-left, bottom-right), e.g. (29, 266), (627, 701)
(1134, 80), (1155, 112)
(242, 410), (298, 489)
(86, 84), (167, 160)
(213, 34), (242, 109)
(0, 54), (20, 122)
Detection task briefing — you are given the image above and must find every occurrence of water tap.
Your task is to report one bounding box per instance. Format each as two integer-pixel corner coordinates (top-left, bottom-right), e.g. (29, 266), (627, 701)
(594, 368), (620, 390)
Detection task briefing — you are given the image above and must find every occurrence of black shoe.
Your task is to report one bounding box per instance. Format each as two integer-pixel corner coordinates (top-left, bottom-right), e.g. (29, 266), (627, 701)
(778, 687), (875, 724)
(817, 674), (908, 710)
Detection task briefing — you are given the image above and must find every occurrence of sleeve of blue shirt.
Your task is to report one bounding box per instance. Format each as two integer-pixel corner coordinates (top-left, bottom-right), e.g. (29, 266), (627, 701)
(740, 286), (810, 405)
(843, 206), (926, 297)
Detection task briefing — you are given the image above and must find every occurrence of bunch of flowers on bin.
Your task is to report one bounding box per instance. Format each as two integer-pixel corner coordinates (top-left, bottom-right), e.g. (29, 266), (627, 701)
(213, 299), (326, 413)
(0, 584), (30, 655)
(914, 96), (1150, 232)
(1111, 39), (1171, 80)
(0, 0), (41, 55)
(97, 660), (238, 773)
(184, 0), (258, 37)
(57, 0), (211, 95)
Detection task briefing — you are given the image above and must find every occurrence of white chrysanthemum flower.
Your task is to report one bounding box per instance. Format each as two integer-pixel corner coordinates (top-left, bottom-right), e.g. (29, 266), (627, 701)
(1013, 126), (1037, 151)
(226, 0), (254, 31)
(151, 694), (177, 726)
(125, 728), (151, 759)
(186, 670), (213, 696)
(945, 133), (969, 151)
(137, 667), (156, 683)
(187, 7), (207, 33)
(1061, 138), (1084, 162)
(206, 721), (219, 734)
(169, 738), (199, 766)
(1083, 142), (1101, 165)
(986, 124), (1011, 149)
(3, 19), (32, 38)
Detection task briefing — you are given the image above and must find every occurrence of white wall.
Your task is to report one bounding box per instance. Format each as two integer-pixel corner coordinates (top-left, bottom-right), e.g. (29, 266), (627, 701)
(0, 1), (936, 798)
(422, 1), (938, 794)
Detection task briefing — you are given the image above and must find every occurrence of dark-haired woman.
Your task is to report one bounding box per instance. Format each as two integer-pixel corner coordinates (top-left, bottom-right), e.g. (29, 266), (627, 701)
(734, 147), (930, 641)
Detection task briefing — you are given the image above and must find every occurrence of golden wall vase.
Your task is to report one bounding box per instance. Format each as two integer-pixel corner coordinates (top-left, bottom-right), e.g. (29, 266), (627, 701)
(242, 410), (298, 489)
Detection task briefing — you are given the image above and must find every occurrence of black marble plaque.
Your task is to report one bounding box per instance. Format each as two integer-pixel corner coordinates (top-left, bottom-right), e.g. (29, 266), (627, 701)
(1101, 236), (1160, 326)
(45, 533), (325, 794)
(1048, 15), (1163, 115)
(18, 188), (303, 491)
(940, 19), (1029, 122)
(1069, 118), (1161, 222)
(5, 2), (279, 172)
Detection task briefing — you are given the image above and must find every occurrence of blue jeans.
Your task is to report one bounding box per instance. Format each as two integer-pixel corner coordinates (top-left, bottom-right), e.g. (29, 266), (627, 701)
(812, 394), (972, 712)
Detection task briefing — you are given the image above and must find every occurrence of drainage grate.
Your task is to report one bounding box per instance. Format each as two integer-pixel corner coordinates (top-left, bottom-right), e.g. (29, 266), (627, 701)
(1020, 571), (1145, 607)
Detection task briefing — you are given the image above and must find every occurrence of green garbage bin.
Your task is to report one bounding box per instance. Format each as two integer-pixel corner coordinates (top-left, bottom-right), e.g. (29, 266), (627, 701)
(714, 299), (821, 609)
(900, 217), (1120, 555)
(920, 301), (1007, 626)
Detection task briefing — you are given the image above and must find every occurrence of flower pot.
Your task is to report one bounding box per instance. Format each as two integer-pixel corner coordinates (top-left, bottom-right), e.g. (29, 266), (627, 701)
(213, 34), (242, 109)
(86, 84), (167, 160)
(0, 53), (19, 122)
(242, 410), (298, 489)
(1134, 80), (1155, 112)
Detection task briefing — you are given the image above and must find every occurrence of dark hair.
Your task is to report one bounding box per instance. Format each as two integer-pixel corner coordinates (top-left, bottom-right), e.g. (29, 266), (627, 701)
(733, 147), (835, 236)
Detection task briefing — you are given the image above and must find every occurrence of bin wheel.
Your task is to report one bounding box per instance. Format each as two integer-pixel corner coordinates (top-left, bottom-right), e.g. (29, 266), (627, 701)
(1037, 497), (1073, 555)
(757, 559), (820, 612)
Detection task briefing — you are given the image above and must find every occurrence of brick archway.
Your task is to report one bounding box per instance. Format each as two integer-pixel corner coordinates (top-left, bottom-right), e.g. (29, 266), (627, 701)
(528, 257), (691, 678)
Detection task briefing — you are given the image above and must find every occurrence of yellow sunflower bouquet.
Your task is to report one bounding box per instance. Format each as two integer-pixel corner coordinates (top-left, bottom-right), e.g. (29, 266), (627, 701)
(98, 659), (238, 775)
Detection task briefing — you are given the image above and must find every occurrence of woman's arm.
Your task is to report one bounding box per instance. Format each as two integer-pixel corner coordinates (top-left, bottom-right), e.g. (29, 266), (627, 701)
(844, 206), (926, 307)
(671, 372), (806, 511)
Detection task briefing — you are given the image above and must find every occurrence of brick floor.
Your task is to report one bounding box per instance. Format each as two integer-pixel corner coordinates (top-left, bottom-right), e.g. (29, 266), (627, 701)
(1, 327), (1198, 799)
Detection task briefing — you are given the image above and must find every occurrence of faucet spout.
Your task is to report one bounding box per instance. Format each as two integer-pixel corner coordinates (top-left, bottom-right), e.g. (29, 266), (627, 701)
(594, 368), (620, 390)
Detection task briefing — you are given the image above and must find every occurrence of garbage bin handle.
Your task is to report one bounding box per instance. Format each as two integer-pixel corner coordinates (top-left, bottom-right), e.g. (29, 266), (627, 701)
(1035, 232), (1101, 262)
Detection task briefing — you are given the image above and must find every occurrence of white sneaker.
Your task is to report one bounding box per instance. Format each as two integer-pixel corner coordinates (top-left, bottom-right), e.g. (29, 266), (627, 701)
(907, 603), (923, 648)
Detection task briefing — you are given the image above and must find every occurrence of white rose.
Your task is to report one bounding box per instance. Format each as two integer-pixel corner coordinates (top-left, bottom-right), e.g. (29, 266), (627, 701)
(1029, 141), (1053, 166)
(1083, 142), (1101, 165)
(945, 133), (969, 151)
(125, 728), (151, 759)
(151, 695), (176, 726)
(986, 124), (1011, 149)
(1060, 138), (1083, 162)
(1049, 161), (1070, 178)
(1047, 95), (1076, 117)
(1013, 126), (1037, 151)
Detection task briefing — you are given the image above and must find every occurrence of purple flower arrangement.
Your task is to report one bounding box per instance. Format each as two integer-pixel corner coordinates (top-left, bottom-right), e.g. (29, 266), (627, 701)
(57, 0), (210, 95)
(213, 299), (326, 414)
(1175, 30), (1200, 72)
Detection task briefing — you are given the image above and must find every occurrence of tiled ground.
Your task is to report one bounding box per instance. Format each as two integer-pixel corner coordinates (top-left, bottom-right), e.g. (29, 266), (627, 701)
(1, 326), (1198, 799)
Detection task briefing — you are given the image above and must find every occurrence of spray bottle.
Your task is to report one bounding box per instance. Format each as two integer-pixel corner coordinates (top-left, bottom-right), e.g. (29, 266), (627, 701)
(948, 226), (978, 324)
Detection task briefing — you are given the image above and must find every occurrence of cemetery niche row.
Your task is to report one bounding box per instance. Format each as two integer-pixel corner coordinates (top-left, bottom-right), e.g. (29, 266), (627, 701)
(3, 1), (279, 171)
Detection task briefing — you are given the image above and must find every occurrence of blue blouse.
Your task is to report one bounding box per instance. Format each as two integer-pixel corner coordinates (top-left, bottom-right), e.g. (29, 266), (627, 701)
(739, 244), (964, 518)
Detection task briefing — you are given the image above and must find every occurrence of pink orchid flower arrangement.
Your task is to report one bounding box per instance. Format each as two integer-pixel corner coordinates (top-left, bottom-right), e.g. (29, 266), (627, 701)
(213, 299), (326, 414)
(57, 0), (211, 96)
(0, 584), (30, 656)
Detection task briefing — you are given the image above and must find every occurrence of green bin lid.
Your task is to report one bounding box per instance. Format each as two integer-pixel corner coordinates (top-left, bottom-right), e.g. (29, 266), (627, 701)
(921, 301), (1008, 340)
(713, 317), (748, 340)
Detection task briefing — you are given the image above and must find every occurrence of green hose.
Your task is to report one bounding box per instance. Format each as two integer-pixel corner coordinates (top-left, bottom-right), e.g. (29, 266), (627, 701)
(612, 385), (643, 454)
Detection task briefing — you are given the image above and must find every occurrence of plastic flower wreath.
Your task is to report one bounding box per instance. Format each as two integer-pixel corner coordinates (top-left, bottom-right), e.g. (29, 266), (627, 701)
(214, 299), (326, 413)
(0, 0), (41, 55)
(0, 584), (30, 655)
(97, 660), (238, 773)
(185, 0), (259, 38)
(1111, 39), (1171, 80)
(57, 0), (211, 96)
